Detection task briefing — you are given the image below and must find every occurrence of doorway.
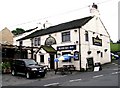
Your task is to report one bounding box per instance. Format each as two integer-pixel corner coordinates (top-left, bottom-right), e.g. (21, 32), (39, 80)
(86, 57), (94, 71)
(50, 54), (55, 69)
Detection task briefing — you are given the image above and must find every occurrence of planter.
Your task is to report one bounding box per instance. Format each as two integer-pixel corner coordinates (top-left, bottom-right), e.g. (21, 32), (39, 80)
(2, 68), (11, 74)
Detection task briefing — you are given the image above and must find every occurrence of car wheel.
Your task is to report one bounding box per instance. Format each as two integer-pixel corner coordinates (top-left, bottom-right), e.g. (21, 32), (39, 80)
(26, 72), (31, 79)
(11, 70), (17, 76)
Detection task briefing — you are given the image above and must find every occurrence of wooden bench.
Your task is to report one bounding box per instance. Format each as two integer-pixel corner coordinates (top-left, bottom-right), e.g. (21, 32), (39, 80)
(63, 65), (76, 71)
(54, 66), (72, 75)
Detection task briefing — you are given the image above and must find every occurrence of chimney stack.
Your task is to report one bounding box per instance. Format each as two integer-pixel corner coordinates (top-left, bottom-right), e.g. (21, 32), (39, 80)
(90, 3), (100, 17)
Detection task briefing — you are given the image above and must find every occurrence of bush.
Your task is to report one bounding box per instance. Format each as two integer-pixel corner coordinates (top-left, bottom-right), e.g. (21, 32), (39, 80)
(2, 62), (11, 73)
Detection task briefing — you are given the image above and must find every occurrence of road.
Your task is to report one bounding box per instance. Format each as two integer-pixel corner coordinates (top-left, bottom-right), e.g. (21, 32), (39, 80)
(2, 60), (119, 87)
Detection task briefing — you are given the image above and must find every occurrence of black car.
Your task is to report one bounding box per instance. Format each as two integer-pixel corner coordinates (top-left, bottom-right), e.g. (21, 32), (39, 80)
(11, 59), (46, 79)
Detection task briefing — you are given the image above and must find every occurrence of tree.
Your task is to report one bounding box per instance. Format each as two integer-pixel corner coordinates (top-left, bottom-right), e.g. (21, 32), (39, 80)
(12, 28), (25, 36)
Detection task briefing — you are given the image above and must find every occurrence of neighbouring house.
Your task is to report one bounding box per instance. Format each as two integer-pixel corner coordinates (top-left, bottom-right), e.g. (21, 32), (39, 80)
(0, 27), (14, 45)
(13, 27), (39, 59)
(0, 27), (28, 61)
(0, 27), (15, 61)
(17, 3), (111, 70)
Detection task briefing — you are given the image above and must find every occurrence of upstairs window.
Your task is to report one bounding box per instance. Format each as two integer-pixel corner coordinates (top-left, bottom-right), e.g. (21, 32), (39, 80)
(85, 31), (89, 41)
(34, 37), (41, 46)
(62, 31), (70, 42)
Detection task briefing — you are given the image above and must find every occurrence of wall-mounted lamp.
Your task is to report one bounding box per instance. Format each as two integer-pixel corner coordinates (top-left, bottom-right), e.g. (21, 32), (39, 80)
(76, 41), (78, 44)
(97, 51), (100, 54)
(74, 30), (77, 32)
(104, 49), (107, 52)
(87, 51), (91, 54)
(100, 34), (103, 36)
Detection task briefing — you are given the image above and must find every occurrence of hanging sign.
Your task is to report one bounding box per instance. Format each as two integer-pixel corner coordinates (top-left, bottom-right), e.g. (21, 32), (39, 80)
(92, 36), (102, 46)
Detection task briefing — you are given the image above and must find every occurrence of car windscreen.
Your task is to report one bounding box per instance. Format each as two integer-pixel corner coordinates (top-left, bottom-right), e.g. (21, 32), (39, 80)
(25, 60), (37, 66)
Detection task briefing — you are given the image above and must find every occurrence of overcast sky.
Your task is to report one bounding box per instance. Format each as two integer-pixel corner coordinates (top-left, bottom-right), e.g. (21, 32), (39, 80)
(0, 0), (119, 42)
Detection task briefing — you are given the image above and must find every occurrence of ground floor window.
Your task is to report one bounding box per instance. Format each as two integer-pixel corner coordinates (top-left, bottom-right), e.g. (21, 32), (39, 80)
(62, 52), (71, 62)
(40, 55), (44, 63)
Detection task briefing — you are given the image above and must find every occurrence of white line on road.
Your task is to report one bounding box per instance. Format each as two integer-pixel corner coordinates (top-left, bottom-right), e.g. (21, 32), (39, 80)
(69, 79), (82, 82)
(93, 75), (103, 78)
(44, 82), (60, 86)
(111, 72), (118, 75)
(113, 69), (118, 70)
(112, 63), (118, 66)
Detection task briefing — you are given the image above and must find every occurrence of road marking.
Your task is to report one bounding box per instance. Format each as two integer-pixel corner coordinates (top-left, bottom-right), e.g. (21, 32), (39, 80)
(113, 69), (118, 70)
(112, 72), (118, 75)
(93, 75), (103, 78)
(44, 82), (59, 86)
(112, 63), (118, 66)
(69, 79), (82, 82)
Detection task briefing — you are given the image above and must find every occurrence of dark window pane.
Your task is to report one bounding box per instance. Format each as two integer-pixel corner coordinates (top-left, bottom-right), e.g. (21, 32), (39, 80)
(40, 55), (44, 63)
(38, 37), (40, 46)
(85, 31), (89, 41)
(62, 31), (70, 42)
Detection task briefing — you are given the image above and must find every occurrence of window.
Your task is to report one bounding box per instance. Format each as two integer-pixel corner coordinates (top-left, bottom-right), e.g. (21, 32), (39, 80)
(62, 31), (70, 42)
(62, 52), (71, 62)
(40, 55), (44, 63)
(34, 38), (37, 46)
(85, 31), (89, 41)
(38, 37), (40, 46)
(34, 37), (41, 46)
(19, 41), (23, 46)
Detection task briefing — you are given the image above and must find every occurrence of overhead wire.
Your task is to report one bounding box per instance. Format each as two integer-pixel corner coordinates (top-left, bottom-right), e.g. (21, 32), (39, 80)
(9, 0), (114, 28)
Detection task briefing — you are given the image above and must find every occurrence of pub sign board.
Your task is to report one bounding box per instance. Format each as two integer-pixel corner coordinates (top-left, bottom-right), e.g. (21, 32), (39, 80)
(92, 36), (102, 46)
(57, 45), (76, 51)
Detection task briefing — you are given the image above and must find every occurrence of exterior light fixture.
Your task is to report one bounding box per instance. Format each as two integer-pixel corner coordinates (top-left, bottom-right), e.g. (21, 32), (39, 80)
(97, 51), (100, 54)
(74, 30), (77, 32)
(87, 51), (91, 54)
(104, 49), (107, 52)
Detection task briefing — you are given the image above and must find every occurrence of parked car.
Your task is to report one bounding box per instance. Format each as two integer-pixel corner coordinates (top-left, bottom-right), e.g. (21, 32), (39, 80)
(11, 59), (46, 79)
(111, 53), (120, 60)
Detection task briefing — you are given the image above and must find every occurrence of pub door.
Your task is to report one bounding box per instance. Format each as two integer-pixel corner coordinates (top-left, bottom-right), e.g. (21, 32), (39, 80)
(50, 54), (55, 69)
(86, 57), (94, 71)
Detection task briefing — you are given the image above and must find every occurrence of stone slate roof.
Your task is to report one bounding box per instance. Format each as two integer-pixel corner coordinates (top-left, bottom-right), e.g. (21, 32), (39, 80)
(17, 16), (93, 41)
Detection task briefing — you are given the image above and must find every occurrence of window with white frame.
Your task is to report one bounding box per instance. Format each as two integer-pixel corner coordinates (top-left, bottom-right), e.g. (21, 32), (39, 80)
(40, 55), (44, 63)
(34, 37), (41, 46)
(85, 31), (89, 41)
(62, 31), (70, 42)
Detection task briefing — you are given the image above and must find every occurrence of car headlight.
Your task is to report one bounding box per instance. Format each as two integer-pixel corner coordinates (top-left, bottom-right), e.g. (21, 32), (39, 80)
(31, 68), (37, 71)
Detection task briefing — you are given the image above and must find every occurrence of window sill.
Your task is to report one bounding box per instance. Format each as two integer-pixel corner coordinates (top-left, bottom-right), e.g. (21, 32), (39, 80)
(61, 41), (71, 44)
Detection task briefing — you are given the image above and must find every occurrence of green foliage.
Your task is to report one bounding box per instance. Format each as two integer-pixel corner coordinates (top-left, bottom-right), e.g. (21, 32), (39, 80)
(12, 28), (25, 36)
(2, 62), (11, 69)
(110, 43), (120, 52)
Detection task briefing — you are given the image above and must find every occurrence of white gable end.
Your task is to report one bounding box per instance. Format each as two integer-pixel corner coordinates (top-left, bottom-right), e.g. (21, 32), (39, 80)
(82, 16), (109, 37)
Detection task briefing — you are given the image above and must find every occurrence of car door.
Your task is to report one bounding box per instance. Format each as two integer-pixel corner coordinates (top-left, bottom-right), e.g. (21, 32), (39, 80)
(18, 61), (26, 73)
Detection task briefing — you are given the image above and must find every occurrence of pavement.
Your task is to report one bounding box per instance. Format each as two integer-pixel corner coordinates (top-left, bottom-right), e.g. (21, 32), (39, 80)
(2, 59), (119, 86)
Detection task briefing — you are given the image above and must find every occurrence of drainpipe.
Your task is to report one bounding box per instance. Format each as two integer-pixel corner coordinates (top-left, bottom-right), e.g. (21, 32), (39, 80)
(78, 28), (81, 71)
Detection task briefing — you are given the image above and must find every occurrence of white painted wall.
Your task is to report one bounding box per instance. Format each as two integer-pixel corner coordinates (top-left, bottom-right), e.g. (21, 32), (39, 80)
(19, 16), (110, 71)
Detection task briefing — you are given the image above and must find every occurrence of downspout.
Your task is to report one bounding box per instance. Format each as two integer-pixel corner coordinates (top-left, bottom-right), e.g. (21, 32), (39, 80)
(78, 28), (81, 71)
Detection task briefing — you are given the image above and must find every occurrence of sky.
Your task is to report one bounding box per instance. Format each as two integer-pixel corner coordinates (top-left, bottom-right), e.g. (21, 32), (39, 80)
(0, 0), (119, 42)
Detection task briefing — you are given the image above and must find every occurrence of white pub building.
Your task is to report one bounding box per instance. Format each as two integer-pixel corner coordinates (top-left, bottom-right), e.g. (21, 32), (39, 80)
(17, 3), (111, 71)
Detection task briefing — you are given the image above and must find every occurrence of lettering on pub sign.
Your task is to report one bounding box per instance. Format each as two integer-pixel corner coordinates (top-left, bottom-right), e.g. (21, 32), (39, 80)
(92, 36), (102, 46)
